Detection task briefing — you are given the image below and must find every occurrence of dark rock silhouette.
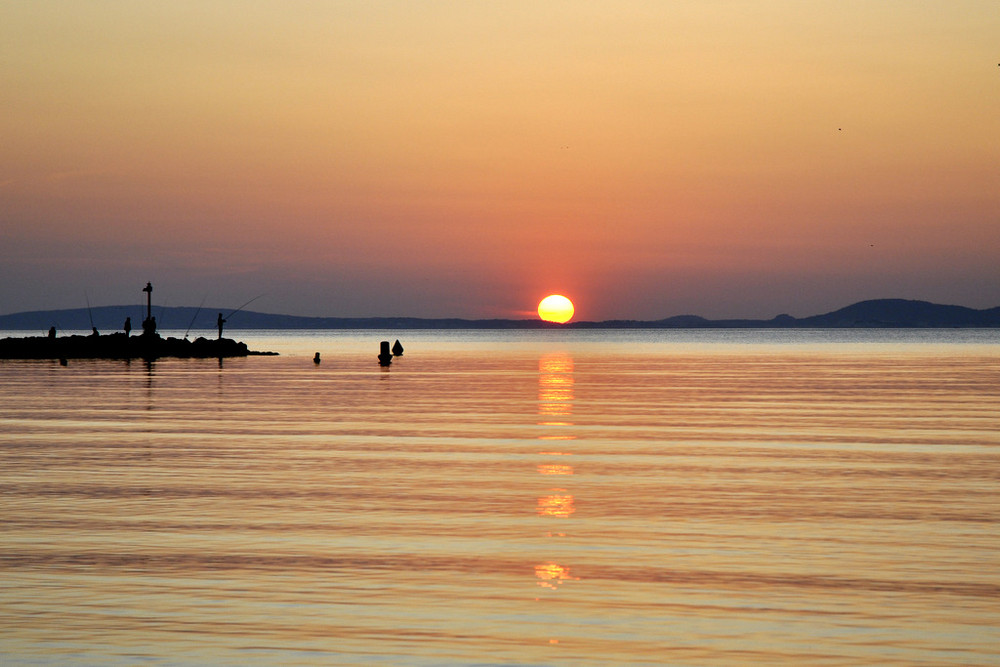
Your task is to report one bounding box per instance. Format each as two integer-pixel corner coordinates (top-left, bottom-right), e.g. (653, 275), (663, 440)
(0, 332), (276, 360)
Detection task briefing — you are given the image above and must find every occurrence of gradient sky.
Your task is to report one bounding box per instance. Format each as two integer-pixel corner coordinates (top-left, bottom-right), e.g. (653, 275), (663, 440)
(2, 1), (998, 320)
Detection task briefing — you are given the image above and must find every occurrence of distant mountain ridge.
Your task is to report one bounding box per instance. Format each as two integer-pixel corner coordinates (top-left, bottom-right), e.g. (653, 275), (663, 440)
(639, 299), (1000, 329)
(2, 299), (998, 331)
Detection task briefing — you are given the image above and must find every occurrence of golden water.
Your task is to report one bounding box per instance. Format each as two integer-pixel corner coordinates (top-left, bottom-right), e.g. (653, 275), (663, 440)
(1, 330), (999, 665)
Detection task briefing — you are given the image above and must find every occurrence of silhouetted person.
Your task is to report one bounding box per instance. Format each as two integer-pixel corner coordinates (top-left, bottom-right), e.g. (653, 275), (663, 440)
(91, 327), (100, 337)
(378, 341), (393, 366)
(124, 317), (131, 336)
(48, 326), (56, 339)
(392, 339), (404, 356)
(217, 313), (226, 339)
(313, 352), (321, 364)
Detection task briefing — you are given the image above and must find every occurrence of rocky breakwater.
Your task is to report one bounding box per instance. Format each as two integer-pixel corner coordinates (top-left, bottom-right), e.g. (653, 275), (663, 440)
(0, 332), (277, 360)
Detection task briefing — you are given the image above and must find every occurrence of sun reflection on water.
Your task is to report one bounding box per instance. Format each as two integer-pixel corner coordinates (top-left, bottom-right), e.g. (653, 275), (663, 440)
(535, 350), (579, 623)
(535, 561), (579, 590)
(537, 464), (574, 476)
(536, 491), (576, 518)
(537, 353), (574, 424)
(537, 352), (577, 518)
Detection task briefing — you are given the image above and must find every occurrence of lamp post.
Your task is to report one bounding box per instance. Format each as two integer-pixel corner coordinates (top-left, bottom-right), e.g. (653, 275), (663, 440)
(142, 282), (155, 335)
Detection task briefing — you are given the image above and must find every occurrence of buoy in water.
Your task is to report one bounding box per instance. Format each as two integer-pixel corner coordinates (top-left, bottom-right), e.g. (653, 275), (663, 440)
(378, 341), (393, 367)
(392, 339), (403, 356)
(313, 352), (321, 364)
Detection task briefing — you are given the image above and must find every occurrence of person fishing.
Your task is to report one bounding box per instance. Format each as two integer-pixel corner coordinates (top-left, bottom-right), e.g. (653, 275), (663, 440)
(124, 317), (131, 336)
(217, 295), (263, 341)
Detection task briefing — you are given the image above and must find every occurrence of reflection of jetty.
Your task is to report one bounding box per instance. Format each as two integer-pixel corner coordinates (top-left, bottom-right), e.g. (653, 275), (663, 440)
(0, 332), (276, 360)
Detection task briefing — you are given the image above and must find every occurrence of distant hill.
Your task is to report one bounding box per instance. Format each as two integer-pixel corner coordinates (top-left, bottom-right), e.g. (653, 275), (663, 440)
(1, 299), (998, 331)
(794, 299), (1000, 328)
(644, 299), (1000, 329)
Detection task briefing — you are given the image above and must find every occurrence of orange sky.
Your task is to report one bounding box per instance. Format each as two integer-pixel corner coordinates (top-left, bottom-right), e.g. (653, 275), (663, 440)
(2, 1), (998, 320)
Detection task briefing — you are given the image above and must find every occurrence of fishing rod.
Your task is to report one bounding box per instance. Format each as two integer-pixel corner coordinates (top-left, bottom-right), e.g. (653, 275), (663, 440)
(85, 292), (95, 332)
(223, 294), (265, 322)
(184, 296), (207, 339)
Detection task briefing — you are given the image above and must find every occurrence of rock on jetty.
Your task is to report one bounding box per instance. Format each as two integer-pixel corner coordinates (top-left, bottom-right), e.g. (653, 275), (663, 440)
(0, 332), (277, 360)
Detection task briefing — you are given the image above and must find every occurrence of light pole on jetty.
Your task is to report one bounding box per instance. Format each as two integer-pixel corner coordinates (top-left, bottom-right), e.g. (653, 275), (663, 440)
(141, 282), (156, 336)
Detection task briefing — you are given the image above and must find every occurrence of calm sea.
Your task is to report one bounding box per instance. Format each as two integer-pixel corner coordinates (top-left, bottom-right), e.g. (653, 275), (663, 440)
(2, 329), (999, 666)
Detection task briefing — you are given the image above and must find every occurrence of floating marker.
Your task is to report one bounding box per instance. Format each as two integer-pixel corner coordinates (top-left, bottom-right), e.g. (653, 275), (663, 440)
(378, 341), (393, 366)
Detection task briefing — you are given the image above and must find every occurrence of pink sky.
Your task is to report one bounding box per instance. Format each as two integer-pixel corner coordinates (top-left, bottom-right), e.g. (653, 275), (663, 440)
(2, 2), (998, 320)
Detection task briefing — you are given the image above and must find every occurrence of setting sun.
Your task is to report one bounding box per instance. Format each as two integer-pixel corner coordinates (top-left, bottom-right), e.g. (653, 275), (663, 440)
(538, 295), (575, 324)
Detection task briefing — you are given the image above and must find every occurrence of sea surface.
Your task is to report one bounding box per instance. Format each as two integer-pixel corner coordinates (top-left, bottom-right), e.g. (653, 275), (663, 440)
(2, 328), (999, 666)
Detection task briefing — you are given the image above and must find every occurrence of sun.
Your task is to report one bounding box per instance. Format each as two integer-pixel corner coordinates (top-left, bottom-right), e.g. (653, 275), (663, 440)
(538, 295), (575, 324)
